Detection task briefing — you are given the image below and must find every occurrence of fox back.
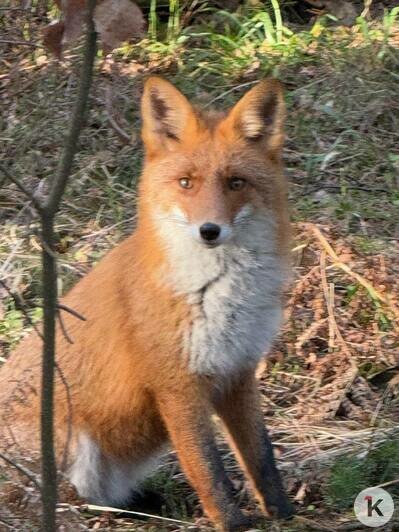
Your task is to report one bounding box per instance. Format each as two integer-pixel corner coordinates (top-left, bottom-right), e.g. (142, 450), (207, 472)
(0, 77), (293, 531)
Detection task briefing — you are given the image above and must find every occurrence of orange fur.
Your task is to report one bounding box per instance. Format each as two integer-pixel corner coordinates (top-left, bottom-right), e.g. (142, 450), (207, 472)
(0, 77), (293, 531)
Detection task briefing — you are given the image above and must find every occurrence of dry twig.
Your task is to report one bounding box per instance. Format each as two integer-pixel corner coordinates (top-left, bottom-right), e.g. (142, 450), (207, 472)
(0, 452), (41, 490)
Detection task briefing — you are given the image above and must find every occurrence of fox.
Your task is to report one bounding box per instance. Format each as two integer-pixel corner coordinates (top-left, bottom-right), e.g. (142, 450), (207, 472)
(0, 77), (293, 531)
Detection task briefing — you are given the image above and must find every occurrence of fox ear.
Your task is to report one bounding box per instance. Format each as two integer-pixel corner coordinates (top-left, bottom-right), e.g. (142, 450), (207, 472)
(224, 79), (285, 154)
(141, 77), (197, 157)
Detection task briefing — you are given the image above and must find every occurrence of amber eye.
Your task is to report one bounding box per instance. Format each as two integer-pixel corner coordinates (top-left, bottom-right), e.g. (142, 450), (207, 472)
(228, 177), (246, 191)
(179, 178), (193, 189)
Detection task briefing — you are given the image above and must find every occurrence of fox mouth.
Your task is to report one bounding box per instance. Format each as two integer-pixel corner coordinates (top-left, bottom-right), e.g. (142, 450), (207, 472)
(202, 240), (222, 249)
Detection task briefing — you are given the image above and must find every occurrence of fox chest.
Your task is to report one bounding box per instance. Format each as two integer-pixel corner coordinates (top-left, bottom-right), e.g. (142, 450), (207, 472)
(181, 252), (284, 375)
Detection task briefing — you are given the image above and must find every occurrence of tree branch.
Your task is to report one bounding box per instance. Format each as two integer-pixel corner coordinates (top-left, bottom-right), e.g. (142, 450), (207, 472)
(39, 2), (97, 531)
(57, 310), (74, 344)
(44, 0), (97, 216)
(0, 163), (43, 212)
(0, 452), (41, 491)
(57, 303), (86, 321)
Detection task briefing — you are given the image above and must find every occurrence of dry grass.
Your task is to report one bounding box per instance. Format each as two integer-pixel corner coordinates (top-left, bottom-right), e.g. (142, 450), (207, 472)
(1, 3), (399, 530)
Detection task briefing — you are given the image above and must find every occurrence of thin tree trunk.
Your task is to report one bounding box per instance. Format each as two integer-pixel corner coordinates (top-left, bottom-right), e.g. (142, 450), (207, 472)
(40, 2), (97, 530)
(40, 215), (57, 532)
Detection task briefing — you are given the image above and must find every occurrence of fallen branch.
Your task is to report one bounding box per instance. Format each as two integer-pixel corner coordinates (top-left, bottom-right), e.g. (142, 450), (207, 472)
(372, 477), (399, 490)
(73, 503), (193, 526)
(0, 452), (41, 490)
(319, 251), (356, 362)
(0, 163), (43, 212)
(0, 518), (14, 530)
(304, 184), (390, 195)
(308, 223), (399, 321)
(0, 39), (38, 47)
(319, 250), (358, 417)
(104, 85), (132, 144)
(0, 7), (30, 11)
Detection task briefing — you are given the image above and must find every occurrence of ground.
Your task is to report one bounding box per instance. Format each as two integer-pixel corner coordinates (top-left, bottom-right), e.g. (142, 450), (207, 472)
(0, 2), (398, 531)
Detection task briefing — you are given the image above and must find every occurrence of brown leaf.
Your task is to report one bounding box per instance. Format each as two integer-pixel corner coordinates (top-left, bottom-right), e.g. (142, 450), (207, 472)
(62, 0), (87, 45)
(43, 0), (145, 57)
(43, 21), (65, 58)
(94, 0), (145, 54)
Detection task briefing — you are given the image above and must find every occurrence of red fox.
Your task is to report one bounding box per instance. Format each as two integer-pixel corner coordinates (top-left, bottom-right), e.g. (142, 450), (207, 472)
(0, 77), (293, 530)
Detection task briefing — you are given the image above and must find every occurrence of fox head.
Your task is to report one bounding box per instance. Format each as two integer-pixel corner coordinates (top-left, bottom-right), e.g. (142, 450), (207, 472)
(138, 77), (287, 253)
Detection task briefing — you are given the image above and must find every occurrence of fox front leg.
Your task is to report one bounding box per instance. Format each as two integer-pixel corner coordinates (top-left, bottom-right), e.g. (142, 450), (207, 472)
(216, 373), (294, 520)
(157, 385), (255, 531)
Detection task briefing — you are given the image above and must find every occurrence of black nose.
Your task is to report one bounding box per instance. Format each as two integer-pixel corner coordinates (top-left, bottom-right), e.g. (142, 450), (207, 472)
(199, 223), (221, 242)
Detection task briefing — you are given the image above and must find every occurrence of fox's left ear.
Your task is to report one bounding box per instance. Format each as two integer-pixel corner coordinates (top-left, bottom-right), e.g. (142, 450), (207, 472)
(223, 79), (285, 154)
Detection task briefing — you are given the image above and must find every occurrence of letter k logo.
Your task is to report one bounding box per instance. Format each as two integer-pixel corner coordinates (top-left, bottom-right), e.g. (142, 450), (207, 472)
(365, 495), (384, 517)
(355, 487), (394, 526)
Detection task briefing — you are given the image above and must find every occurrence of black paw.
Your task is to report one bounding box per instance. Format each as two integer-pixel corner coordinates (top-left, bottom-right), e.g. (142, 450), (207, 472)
(222, 512), (258, 532)
(265, 496), (295, 520)
(125, 488), (166, 514)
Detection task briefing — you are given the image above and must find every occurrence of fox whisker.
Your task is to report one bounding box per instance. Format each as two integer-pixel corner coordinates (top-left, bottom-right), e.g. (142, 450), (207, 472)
(154, 215), (189, 227)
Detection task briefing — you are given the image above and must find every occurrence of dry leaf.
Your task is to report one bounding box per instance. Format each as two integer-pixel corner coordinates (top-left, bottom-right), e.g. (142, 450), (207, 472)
(94, 0), (145, 54)
(63, 0), (87, 44)
(294, 482), (308, 503)
(43, 20), (65, 58)
(43, 0), (145, 57)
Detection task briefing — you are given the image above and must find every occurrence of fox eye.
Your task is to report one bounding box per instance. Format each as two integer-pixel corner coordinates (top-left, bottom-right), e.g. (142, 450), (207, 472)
(179, 178), (193, 189)
(228, 177), (246, 191)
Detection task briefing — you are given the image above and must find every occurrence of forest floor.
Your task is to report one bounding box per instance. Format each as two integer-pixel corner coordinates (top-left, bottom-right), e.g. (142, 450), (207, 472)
(1, 3), (399, 531)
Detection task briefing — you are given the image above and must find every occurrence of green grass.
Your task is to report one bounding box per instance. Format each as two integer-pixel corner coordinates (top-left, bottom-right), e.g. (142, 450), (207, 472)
(326, 440), (399, 510)
(0, 299), (42, 354)
(141, 469), (196, 520)
(0, 302), (24, 349)
(123, 3), (399, 82)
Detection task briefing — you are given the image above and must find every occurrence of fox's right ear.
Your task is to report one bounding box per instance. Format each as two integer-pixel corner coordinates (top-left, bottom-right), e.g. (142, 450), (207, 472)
(141, 77), (197, 158)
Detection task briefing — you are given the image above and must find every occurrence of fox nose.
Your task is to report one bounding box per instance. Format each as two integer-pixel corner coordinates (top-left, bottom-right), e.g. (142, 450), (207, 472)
(199, 223), (221, 242)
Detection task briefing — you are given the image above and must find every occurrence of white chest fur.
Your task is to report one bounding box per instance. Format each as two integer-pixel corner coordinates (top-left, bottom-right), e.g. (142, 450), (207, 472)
(155, 211), (286, 375)
(185, 248), (283, 375)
